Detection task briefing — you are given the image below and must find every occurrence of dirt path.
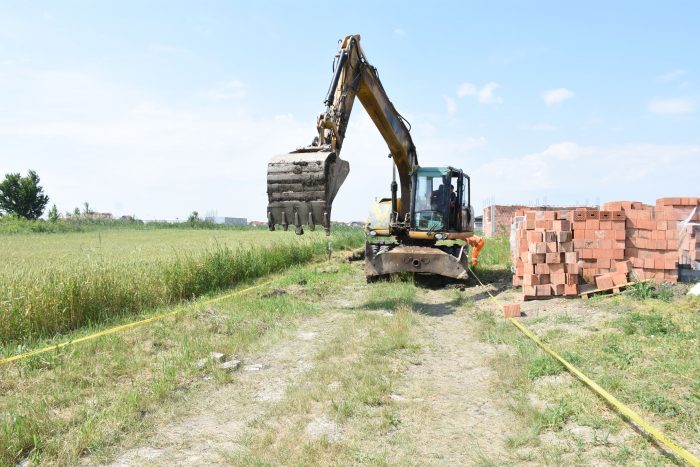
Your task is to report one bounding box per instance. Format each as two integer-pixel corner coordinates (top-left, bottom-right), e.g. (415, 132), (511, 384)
(100, 274), (526, 466)
(107, 310), (353, 466)
(370, 288), (516, 465)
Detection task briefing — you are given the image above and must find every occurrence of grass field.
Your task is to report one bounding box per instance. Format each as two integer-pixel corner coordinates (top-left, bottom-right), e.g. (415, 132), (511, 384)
(0, 225), (364, 345)
(474, 282), (700, 464)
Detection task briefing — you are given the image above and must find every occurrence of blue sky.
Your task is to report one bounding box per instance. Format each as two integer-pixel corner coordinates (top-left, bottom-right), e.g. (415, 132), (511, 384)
(1, 1), (698, 221)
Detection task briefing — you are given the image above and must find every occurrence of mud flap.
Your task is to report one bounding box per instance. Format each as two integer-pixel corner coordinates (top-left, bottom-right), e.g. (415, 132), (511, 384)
(267, 150), (349, 235)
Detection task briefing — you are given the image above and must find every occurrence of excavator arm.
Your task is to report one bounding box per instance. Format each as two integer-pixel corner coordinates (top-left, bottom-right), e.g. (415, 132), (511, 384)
(267, 34), (418, 234)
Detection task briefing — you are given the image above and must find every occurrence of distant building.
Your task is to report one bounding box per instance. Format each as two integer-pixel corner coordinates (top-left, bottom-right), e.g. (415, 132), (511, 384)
(205, 216), (247, 225)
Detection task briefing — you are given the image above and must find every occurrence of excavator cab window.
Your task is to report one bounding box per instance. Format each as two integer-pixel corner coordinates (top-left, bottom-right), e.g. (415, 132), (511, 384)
(412, 168), (452, 231)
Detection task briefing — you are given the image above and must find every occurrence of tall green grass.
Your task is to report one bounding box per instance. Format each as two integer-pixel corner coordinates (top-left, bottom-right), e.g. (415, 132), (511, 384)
(0, 229), (363, 344)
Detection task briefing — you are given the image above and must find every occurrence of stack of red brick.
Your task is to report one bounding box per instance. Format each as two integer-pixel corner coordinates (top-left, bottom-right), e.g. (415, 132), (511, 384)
(571, 209), (626, 283)
(512, 211), (580, 298)
(510, 197), (700, 299)
(603, 197), (700, 283)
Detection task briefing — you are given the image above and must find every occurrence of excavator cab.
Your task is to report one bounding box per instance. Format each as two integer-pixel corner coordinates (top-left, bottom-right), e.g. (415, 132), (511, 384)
(411, 167), (472, 233)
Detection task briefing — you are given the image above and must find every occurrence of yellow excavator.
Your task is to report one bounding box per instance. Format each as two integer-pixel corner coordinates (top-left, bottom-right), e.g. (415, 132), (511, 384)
(267, 34), (484, 280)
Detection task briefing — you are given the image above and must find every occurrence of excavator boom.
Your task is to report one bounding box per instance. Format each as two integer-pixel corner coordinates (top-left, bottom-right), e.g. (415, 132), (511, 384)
(267, 34), (416, 234)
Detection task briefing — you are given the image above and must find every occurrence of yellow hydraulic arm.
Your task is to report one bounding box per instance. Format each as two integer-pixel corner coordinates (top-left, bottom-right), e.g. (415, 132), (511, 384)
(267, 34), (417, 234)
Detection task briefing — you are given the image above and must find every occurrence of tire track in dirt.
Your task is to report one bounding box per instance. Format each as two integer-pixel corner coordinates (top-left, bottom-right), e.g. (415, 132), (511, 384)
(377, 288), (515, 465)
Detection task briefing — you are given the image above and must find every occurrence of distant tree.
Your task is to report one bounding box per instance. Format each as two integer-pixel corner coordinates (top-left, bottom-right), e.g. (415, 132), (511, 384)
(73, 207), (81, 217)
(48, 204), (59, 222)
(187, 211), (200, 224)
(82, 201), (93, 215)
(0, 170), (49, 219)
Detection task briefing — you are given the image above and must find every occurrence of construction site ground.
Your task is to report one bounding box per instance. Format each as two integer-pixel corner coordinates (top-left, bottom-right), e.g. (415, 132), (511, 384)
(4, 253), (698, 466)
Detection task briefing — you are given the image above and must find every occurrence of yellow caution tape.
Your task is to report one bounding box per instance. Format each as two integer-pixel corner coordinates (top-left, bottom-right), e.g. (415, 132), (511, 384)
(0, 281), (271, 367)
(467, 266), (700, 466)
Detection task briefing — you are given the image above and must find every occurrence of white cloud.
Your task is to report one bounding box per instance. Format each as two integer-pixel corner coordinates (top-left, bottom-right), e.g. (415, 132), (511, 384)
(443, 95), (457, 114)
(457, 82), (476, 97)
(393, 28), (406, 36)
(473, 142), (700, 207)
(648, 97), (696, 115)
(541, 88), (574, 106)
(206, 80), (246, 100)
(657, 69), (686, 82)
(521, 122), (556, 131)
(478, 82), (502, 104)
(456, 82), (502, 104)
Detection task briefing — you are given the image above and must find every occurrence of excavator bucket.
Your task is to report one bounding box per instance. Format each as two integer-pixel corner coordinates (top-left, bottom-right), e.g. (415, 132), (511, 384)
(267, 150), (349, 234)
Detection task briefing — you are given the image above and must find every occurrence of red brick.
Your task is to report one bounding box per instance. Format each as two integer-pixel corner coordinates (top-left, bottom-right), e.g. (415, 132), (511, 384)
(535, 263), (550, 274)
(585, 219), (600, 230)
(564, 284), (579, 295)
(536, 285), (551, 296)
(549, 263), (565, 273)
(573, 221), (586, 231)
(528, 253), (546, 264)
(551, 272), (566, 285)
(551, 284), (565, 296)
(529, 242), (546, 254)
(598, 249), (614, 259)
(557, 231), (572, 242)
(512, 275), (523, 287)
(546, 252), (563, 263)
(573, 210), (587, 221)
(523, 274), (539, 286)
(527, 231), (543, 242)
(523, 285), (537, 296)
(566, 273), (579, 285)
(614, 260), (630, 274)
(565, 262), (580, 274)
(595, 274), (614, 290)
(564, 252), (578, 264)
(599, 220), (612, 230)
(586, 210), (600, 220)
(612, 211), (626, 221)
(596, 258), (611, 269)
(600, 211), (612, 221)
(612, 220), (625, 231)
(611, 272), (628, 286)
(613, 249), (624, 260)
(545, 242), (558, 253)
(503, 303), (521, 318)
